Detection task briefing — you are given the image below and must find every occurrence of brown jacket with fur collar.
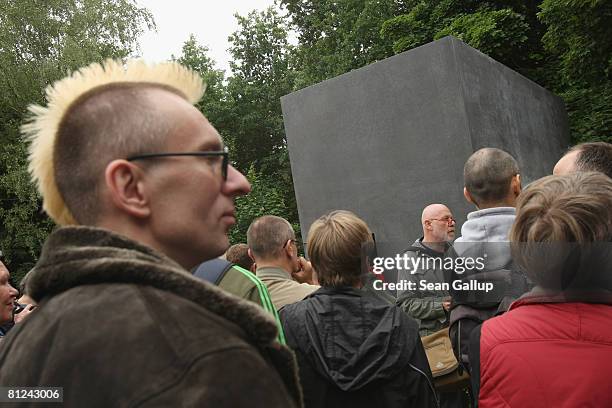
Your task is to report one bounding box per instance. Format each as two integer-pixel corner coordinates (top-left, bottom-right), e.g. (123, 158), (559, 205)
(0, 227), (302, 407)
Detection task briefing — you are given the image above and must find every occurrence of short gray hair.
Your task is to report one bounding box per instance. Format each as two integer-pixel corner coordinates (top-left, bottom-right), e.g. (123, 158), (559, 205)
(464, 148), (519, 206)
(247, 215), (295, 260)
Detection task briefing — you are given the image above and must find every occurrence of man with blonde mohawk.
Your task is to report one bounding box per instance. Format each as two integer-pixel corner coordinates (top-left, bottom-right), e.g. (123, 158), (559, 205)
(0, 60), (302, 407)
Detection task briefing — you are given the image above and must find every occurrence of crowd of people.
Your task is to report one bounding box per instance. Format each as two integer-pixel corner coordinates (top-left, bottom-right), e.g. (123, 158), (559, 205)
(0, 59), (610, 408)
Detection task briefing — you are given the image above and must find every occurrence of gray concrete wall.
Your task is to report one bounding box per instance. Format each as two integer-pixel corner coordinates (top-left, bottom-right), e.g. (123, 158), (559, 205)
(450, 38), (569, 185)
(281, 36), (569, 259)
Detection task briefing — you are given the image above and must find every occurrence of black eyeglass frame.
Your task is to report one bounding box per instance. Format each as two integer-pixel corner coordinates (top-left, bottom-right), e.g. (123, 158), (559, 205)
(126, 146), (229, 180)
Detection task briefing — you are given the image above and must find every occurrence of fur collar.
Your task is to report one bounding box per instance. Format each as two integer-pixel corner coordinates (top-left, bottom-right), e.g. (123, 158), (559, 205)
(29, 226), (304, 405)
(29, 226), (279, 347)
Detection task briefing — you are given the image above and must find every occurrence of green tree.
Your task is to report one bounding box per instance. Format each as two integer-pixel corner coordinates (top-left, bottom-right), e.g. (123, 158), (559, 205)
(230, 166), (300, 245)
(379, 0), (610, 142)
(173, 11), (301, 245)
(224, 8), (295, 172)
(173, 34), (226, 125)
(381, 1), (547, 81)
(0, 0), (154, 280)
(282, 0), (401, 87)
(539, 0), (612, 142)
(224, 8), (300, 242)
(0, 142), (53, 276)
(539, 0), (612, 87)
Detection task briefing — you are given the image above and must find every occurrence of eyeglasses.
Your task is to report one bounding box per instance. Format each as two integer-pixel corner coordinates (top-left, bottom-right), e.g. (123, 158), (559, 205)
(283, 239), (296, 249)
(126, 146), (229, 180)
(428, 217), (456, 225)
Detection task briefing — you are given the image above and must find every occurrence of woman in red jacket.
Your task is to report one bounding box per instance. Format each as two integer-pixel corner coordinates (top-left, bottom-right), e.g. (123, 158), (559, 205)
(476, 171), (612, 408)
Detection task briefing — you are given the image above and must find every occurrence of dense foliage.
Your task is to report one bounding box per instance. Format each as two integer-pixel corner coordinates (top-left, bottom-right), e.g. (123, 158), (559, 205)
(0, 0), (153, 279)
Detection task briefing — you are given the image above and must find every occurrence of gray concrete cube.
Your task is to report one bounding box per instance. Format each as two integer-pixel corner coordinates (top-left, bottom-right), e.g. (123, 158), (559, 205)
(281, 36), (569, 258)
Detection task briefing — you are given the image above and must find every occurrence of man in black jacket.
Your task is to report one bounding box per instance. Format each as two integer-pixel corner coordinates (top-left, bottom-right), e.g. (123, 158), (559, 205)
(0, 60), (301, 407)
(282, 210), (438, 408)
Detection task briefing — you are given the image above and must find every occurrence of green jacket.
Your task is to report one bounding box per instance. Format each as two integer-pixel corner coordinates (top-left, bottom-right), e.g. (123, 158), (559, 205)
(218, 265), (287, 344)
(396, 238), (449, 336)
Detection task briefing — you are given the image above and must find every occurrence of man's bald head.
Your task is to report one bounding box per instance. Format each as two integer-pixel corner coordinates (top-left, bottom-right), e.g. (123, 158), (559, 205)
(421, 204), (450, 224)
(421, 203), (455, 243)
(55, 83), (183, 224)
(464, 148), (520, 208)
(553, 142), (612, 178)
(552, 149), (579, 176)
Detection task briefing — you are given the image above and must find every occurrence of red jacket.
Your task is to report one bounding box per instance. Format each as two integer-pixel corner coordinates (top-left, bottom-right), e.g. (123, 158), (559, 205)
(479, 296), (612, 408)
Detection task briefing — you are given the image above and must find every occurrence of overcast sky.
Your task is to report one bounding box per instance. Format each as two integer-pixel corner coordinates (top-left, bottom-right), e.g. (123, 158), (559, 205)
(136, 0), (279, 73)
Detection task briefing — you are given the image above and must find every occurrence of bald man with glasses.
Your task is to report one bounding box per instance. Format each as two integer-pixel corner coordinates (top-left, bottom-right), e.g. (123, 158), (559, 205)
(397, 204), (456, 337)
(397, 205), (468, 407)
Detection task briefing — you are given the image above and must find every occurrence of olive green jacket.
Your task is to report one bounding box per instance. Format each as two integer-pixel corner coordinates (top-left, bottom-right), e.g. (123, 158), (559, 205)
(396, 238), (449, 336)
(218, 265), (286, 344)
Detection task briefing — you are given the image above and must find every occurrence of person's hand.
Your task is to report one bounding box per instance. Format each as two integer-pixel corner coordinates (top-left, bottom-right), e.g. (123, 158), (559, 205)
(14, 304), (36, 324)
(292, 257), (318, 285)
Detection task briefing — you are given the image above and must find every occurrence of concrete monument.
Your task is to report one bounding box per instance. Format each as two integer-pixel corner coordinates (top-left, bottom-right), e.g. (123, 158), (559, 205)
(281, 36), (569, 263)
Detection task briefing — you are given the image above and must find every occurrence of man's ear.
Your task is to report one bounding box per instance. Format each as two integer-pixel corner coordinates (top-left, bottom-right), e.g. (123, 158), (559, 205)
(283, 240), (294, 258)
(104, 160), (151, 219)
(247, 248), (255, 262)
(512, 174), (522, 197)
(464, 187), (476, 206)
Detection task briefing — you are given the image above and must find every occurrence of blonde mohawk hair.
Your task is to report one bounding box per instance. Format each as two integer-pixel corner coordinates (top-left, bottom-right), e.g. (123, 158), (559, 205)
(22, 59), (206, 226)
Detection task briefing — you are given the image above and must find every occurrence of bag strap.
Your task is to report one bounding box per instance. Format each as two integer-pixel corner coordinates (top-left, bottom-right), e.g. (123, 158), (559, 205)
(193, 259), (234, 285)
(232, 265), (287, 345)
(468, 324), (483, 407)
